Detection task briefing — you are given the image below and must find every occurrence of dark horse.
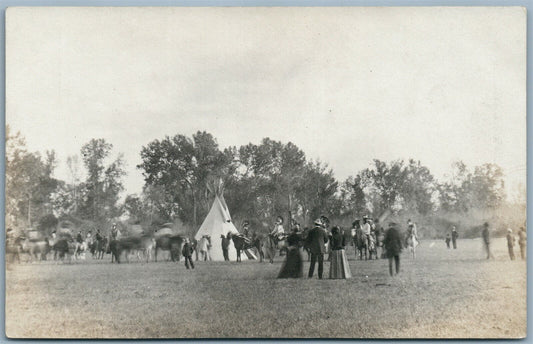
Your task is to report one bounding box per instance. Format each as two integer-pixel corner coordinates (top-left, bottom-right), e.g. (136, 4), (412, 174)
(154, 235), (184, 262)
(230, 233), (257, 262)
(354, 227), (368, 260)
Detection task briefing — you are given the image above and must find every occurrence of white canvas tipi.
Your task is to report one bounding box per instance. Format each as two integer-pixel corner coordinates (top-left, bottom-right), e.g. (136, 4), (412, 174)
(194, 194), (242, 261)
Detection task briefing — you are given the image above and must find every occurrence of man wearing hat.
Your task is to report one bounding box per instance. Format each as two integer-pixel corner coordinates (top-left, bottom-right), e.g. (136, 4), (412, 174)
(384, 222), (403, 276)
(506, 228), (515, 260)
(305, 218), (329, 279)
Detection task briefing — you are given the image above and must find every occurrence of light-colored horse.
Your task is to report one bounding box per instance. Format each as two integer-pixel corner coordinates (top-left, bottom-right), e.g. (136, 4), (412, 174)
(406, 232), (419, 259)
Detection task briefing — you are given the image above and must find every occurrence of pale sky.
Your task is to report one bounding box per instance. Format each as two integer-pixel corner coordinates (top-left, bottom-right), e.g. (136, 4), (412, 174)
(6, 7), (527, 199)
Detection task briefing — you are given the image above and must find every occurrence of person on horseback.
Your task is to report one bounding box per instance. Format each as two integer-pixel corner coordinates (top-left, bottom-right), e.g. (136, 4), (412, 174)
(405, 219), (418, 247)
(271, 216), (285, 240)
(242, 221), (250, 238)
(111, 223), (121, 240)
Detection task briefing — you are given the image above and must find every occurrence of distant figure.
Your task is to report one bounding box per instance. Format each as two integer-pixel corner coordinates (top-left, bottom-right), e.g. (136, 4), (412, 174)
(445, 233), (451, 249)
(306, 218), (329, 279)
(405, 219), (418, 247)
(329, 226), (352, 279)
(221, 234), (230, 261)
(278, 227), (303, 278)
(242, 221), (250, 238)
(482, 222), (494, 259)
(271, 216), (285, 240)
(181, 238), (195, 269)
(384, 222), (403, 276)
(111, 223), (121, 240)
(518, 227), (527, 260)
(506, 228), (515, 260)
(198, 235), (211, 261)
(362, 215), (372, 247)
(451, 226), (458, 249)
(76, 231), (83, 244)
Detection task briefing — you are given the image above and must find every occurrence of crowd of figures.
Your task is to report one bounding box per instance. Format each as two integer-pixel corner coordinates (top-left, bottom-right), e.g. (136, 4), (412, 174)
(5, 217), (526, 275)
(271, 215), (410, 279)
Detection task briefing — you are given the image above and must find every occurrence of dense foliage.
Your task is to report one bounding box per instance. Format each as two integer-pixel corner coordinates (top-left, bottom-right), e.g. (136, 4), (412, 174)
(6, 126), (524, 238)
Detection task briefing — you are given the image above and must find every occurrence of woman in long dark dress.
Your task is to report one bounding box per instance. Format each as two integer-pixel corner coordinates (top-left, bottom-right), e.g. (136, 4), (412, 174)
(277, 227), (303, 278)
(329, 226), (352, 279)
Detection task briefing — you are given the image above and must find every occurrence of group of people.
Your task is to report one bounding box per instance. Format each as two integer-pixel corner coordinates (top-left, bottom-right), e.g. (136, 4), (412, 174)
(445, 226), (459, 249)
(276, 217), (407, 279)
(505, 226), (527, 261)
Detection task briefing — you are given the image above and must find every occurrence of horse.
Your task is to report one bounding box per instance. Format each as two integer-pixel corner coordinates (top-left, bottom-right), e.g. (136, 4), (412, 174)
(21, 237), (51, 262)
(73, 241), (88, 260)
(95, 237), (108, 259)
(6, 236), (24, 264)
(406, 231), (419, 259)
(261, 233), (288, 263)
(230, 234), (256, 262)
(367, 232), (378, 260)
(353, 227), (368, 260)
(154, 235), (184, 262)
(52, 238), (76, 263)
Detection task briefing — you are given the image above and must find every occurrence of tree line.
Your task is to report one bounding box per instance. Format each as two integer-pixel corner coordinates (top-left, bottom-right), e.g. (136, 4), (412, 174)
(6, 126), (524, 239)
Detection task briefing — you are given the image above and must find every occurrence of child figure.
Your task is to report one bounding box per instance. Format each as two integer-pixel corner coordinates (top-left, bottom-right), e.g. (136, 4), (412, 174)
(445, 233), (451, 249)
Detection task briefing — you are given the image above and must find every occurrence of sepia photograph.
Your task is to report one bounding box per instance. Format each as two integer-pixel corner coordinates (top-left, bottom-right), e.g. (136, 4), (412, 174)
(4, 6), (527, 338)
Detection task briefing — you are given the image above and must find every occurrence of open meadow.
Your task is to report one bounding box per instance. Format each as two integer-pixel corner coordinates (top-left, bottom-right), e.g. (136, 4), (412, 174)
(5, 237), (526, 339)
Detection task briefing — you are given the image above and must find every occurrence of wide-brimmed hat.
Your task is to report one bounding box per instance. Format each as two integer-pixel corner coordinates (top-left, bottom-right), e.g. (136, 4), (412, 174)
(314, 218), (323, 226)
(507, 228), (512, 233)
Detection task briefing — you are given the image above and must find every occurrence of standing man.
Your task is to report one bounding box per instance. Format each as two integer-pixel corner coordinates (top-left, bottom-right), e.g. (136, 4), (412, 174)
(506, 228), (516, 260)
(482, 222), (494, 259)
(451, 226), (458, 249)
(362, 216), (372, 251)
(384, 222), (403, 276)
(518, 227), (527, 260)
(221, 234), (230, 261)
(181, 238), (195, 270)
(306, 218), (329, 279)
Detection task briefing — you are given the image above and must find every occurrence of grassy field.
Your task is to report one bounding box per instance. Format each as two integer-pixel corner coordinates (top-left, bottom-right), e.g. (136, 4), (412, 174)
(5, 237), (526, 339)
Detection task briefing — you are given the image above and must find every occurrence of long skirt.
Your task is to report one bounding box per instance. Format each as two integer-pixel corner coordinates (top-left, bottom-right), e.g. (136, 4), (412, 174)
(277, 247), (303, 278)
(329, 249), (352, 279)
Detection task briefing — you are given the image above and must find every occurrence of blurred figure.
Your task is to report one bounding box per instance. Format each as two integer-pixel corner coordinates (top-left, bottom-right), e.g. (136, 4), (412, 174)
(451, 226), (458, 249)
(277, 226), (303, 278)
(384, 222), (403, 276)
(198, 235), (211, 261)
(329, 226), (352, 279)
(182, 238), (195, 269)
(482, 222), (494, 260)
(518, 227), (527, 260)
(506, 228), (515, 260)
(445, 233), (451, 249)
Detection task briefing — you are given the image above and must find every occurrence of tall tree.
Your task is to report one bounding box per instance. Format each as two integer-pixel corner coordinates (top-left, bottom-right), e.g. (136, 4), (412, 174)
(138, 131), (231, 227)
(79, 139), (125, 222)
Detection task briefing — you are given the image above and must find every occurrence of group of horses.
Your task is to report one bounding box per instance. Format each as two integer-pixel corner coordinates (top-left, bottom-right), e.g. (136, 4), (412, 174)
(5, 231), (189, 264)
